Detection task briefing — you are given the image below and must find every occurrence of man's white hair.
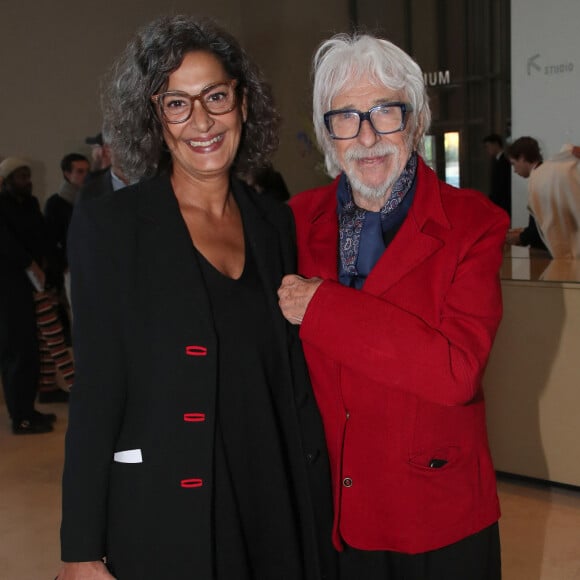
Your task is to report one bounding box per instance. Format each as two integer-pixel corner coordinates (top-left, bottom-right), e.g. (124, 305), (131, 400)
(312, 33), (431, 177)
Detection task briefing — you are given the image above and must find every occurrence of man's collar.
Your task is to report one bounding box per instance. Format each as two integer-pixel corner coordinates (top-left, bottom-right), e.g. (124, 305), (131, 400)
(110, 169), (128, 191)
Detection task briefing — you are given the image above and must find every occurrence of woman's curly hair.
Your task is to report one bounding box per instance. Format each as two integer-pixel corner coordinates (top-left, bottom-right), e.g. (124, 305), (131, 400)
(102, 14), (279, 183)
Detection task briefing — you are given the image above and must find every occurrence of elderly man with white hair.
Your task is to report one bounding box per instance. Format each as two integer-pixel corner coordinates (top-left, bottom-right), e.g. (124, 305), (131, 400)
(278, 33), (508, 579)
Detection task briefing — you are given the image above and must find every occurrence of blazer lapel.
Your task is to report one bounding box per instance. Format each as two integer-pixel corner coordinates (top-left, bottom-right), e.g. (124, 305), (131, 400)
(233, 180), (284, 298)
(306, 186), (340, 281)
(363, 160), (450, 295)
(136, 174), (215, 333)
(305, 161), (450, 295)
(362, 212), (443, 295)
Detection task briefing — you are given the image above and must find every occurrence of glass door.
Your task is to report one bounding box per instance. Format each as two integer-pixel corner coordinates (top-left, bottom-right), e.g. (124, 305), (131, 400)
(423, 130), (461, 187)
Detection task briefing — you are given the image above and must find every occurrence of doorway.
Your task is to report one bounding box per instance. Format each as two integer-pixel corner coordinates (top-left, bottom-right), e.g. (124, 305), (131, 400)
(424, 131), (460, 188)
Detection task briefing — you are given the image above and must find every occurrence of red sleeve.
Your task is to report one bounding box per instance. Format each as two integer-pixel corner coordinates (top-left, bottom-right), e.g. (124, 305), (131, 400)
(299, 217), (507, 407)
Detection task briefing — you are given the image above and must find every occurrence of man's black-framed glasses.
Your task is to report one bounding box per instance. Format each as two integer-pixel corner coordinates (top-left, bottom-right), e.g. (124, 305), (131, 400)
(323, 102), (413, 140)
(151, 80), (238, 124)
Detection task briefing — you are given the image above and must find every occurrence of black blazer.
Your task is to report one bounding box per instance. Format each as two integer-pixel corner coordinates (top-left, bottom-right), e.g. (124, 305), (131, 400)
(61, 174), (335, 579)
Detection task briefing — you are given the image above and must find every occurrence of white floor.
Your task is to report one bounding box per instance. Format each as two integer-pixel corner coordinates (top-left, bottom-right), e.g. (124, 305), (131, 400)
(1, 401), (579, 579)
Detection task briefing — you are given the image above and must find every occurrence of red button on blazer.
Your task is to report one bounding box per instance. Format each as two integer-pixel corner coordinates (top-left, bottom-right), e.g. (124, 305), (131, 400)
(183, 413), (206, 422)
(185, 345), (207, 356)
(180, 478), (203, 488)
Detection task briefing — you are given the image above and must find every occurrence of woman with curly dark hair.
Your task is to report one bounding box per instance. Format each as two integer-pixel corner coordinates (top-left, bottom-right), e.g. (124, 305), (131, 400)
(57, 14), (336, 580)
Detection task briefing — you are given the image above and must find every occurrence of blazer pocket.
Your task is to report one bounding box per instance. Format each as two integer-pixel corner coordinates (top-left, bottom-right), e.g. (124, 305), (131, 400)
(113, 448), (143, 463)
(408, 446), (459, 471)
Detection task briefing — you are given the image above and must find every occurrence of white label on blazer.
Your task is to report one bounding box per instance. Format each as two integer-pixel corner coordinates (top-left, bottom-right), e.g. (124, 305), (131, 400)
(113, 449), (143, 463)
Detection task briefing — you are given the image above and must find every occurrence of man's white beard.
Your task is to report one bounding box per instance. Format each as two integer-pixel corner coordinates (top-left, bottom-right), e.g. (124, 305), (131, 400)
(342, 141), (403, 202)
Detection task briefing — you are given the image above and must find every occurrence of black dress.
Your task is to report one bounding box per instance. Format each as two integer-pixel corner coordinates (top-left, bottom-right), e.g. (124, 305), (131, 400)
(196, 243), (305, 580)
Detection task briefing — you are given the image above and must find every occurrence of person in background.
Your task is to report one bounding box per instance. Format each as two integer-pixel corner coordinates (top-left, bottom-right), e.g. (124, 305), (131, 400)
(526, 143), (580, 258)
(0, 157), (58, 434)
(505, 136), (548, 251)
(45, 153), (90, 311)
(78, 122), (130, 201)
(84, 132), (111, 181)
(57, 14), (336, 580)
(483, 133), (512, 218)
(278, 32), (508, 579)
(45, 153), (90, 267)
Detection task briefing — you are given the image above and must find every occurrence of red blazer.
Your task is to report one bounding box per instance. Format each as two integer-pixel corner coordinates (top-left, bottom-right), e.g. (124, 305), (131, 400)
(290, 158), (509, 554)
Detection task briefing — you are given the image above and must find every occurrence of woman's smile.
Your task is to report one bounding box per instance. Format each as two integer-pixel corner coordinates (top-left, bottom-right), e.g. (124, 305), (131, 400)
(186, 133), (225, 151)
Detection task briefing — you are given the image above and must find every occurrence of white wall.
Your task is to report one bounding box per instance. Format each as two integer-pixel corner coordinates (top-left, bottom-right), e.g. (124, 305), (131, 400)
(511, 0), (580, 226)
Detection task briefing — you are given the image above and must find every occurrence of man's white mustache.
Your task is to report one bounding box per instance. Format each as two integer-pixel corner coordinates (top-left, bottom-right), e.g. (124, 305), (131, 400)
(344, 142), (399, 162)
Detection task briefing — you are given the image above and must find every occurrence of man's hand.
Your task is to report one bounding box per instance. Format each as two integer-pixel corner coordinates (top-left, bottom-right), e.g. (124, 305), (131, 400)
(506, 228), (523, 245)
(56, 560), (115, 579)
(278, 274), (323, 325)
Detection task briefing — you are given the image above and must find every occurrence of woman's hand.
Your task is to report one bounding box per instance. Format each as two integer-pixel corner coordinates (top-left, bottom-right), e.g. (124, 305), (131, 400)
(56, 561), (115, 579)
(278, 274), (322, 325)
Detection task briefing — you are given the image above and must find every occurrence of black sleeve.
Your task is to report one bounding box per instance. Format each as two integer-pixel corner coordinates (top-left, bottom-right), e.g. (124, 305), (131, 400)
(60, 197), (127, 561)
(519, 214), (548, 251)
